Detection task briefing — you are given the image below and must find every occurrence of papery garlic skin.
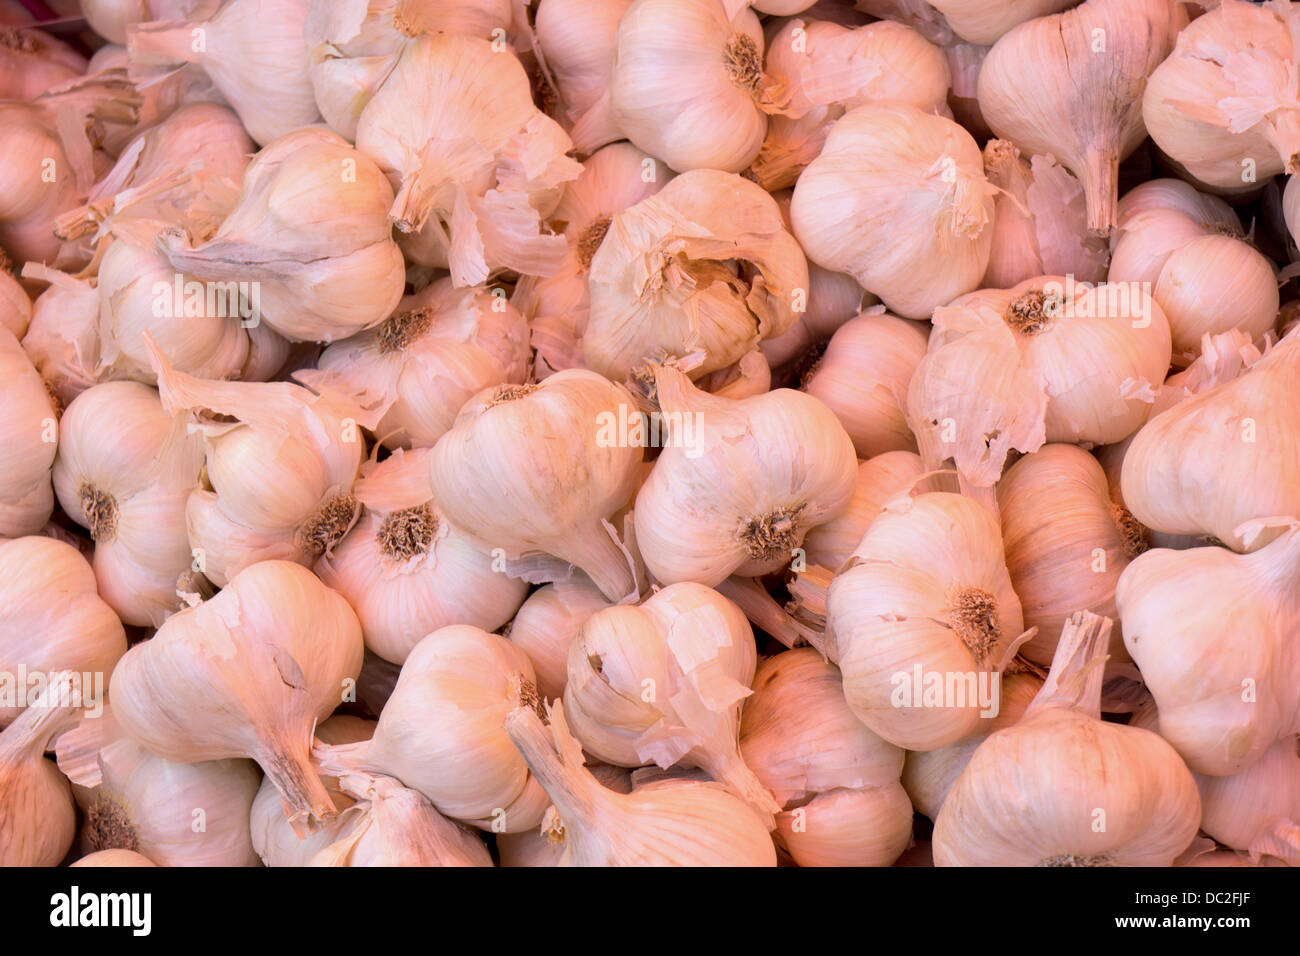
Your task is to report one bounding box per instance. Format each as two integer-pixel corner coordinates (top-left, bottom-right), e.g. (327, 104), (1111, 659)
(300, 278), (531, 450)
(828, 492), (1026, 751)
(902, 672), (1042, 820)
(55, 702), (261, 867)
(507, 577), (611, 701)
(315, 626), (549, 833)
(53, 381), (201, 627)
(159, 127), (405, 344)
(1119, 331), (1300, 553)
(505, 700), (777, 866)
(563, 582), (779, 816)
(315, 448), (528, 666)
(354, 33), (581, 286)
(934, 612), (1202, 866)
(802, 310), (928, 459)
(1117, 529), (1300, 777)
(127, 0), (322, 146)
(1196, 736), (1300, 864)
(0, 326), (56, 536)
(907, 276), (1172, 487)
(109, 560), (364, 834)
(428, 371), (644, 603)
(585, 169), (807, 382)
(610, 0), (767, 173)
(1144, 0), (1300, 191)
(634, 368), (857, 586)
(977, 0), (1186, 234)
(791, 103), (996, 319)
(0, 537), (125, 726)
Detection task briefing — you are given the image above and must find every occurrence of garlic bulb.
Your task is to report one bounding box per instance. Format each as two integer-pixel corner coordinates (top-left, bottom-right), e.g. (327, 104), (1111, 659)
(1196, 735), (1300, 864)
(159, 127), (406, 343)
(751, 18), (950, 191)
(998, 445), (1143, 664)
(740, 649), (913, 866)
(505, 699), (777, 865)
(634, 367), (857, 587)
(315, 447), (528, 666)
(536, 0), (634, 153)
(83, 0), (218, 46)
(21, 267), (107, 407)
(0, 326), (56, 536)
(907, 276), (1172, 487)
(791, 103), (997, 319)
(0, 536), (125, 726)
(354, 33), (581, 285)
(515, 142), (672, 380)
(933, 611), (1202, 866)
(1119, 330), (1300, 553)
(0, 252), (29, 339)
(1109, 178), (1242, 285)
(0, 26), (85, 101)
(71, 849), (157, 867)
(801, 309), (929, 460)
(150, 345), (364, 588)
(982, 141), (1110, 289)
(53, 381), (202, 627)
(507, 576), (611, 702)
(1144, 0), (1300, 191)
(109, 560), (364, 834)
(497, 762), (633, 867)
(128, 0), (322, 146)
(902, 671), (1043, 820)
(609, 0), (767, 173)
(314, 625), (549, 832)
(303, 0), (513, 142)
(563, 582), (779, 816)
(801, 451), (938, 572)
(928, 0), (1075, 45)
(978, 0), (1187, 234)
(1117, 523), (1300, 776)
(827, 492), (1026, 751)
(0, 672), (83, 866)
(428, 371), (644, 603)
(586, 169), (807, 382)
(54, 701), (261, 866)
(306, 770), (495, 867)
(298, 278), (530, 450)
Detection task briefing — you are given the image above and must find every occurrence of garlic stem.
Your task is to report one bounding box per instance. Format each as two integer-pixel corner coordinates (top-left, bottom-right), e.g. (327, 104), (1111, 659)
(715, 576), (824, 652)
(696, 749), (781, 818)
(1082, 145), (1118, 236)
(1026, 610), (1113, 721)
(257, 739), (339, 838)
(559, 524), (637, 604)
(503, 703), (599, 833)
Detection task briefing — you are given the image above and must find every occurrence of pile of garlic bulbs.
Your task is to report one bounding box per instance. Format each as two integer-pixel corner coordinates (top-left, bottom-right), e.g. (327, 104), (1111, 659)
(2, 0), (1299, 870)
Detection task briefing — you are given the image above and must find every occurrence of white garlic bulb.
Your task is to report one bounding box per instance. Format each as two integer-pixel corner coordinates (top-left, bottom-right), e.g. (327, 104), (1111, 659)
(0, 325), (56, 537)
(428, 371), (644, 603)
(505, 700), (777, 865)
(298, 278), (531, 450)
(791, 103), (997, 318)
(127, 0), (322, 146)
(150, 344), (364, 588)
(354, 32), (581, 286)
(55, 701), (261, 866)
(314, 625), (550, 832)
(801, 309), (929, 460)
(71, 849), (157, 867)
(586, 169), (807, 382)
(1196, 735), (1300, 865)
(20, 267), (105, 407)
(159, 127), (406, 344)
(109, 560), (364, 835)
(934, 611), (1202, 866)
(1109, 178), (1242, 286)
(506, 576), (611, 702)
(536, 0), (634, 153)
(0, 253), (30, 339)
(0, 536), (125, 726)
(634, 367), (856, 587)
(53, 381), (201, 627)
(316, 447), (528, 666)
(610, 0), (768, 173)
(929, 0), (1075, 45)
(827, 492), (1026, 751)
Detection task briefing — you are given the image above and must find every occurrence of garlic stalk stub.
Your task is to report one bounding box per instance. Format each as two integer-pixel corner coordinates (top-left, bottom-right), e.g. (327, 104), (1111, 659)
(109, 560), (364, 835)
(585, 169), (807, 382)
(427, 371), (644, 603)
(563, 582), (780, 817)
(977, 0), (1187, 234)
(505, 700), (777, 866)
(634, 367), (857, 587)
(933, 611), (1202, 865)
(791, 103), (997, 318)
